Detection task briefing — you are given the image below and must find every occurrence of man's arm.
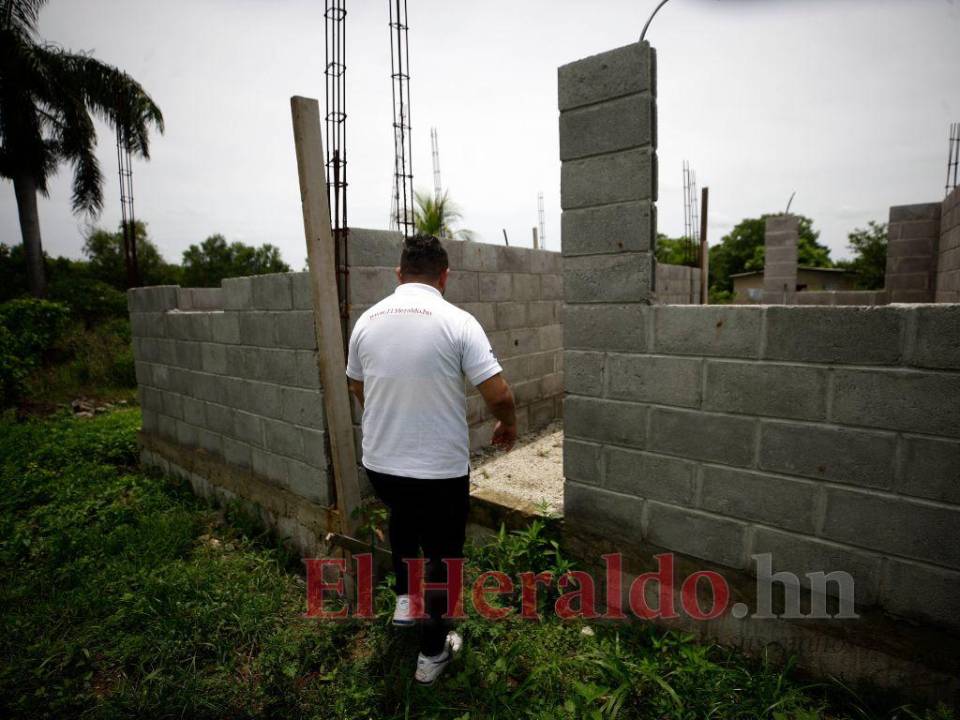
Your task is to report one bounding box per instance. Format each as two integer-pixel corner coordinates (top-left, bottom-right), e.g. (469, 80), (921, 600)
(348, 378), (364, 408)
(476, 373), (516, 451)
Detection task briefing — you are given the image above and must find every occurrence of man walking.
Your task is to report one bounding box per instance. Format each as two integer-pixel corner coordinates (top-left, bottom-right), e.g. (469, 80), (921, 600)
(345, 234), (517, 685)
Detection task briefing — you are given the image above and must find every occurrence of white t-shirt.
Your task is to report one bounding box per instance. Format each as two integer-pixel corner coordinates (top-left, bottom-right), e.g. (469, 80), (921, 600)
(345, 282), (502, 479)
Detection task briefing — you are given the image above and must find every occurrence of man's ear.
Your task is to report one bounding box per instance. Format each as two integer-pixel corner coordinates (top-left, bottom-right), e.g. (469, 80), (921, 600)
(438, 267), (450, 292)
(395, 266), (402, 283)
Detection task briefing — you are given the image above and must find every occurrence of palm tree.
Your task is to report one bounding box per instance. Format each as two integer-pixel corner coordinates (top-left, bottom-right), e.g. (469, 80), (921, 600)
(0, 0), (164, 296)
(413, 189), (475, 241)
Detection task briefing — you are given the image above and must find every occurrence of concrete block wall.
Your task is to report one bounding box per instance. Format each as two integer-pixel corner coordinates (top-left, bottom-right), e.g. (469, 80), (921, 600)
(937, 186), (960, 303)
(129, 274), (335, 532)
(886, 202), (941, 303)
(763, 215), (799, 304)
(563, 302), (960, 633)
(345, 228), (564, 453)
(655, 263), (701, 304)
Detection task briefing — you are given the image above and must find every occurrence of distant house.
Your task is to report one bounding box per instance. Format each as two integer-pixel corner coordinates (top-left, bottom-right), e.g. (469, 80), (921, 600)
(732, 266), (858, 303)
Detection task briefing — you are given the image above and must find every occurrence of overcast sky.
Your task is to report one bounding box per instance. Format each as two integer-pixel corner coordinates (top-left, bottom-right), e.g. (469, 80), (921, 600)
(2, 0), (958, 269)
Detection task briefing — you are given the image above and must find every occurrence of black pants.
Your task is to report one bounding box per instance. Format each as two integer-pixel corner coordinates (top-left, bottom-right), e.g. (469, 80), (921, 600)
(367, 467), (470, 656)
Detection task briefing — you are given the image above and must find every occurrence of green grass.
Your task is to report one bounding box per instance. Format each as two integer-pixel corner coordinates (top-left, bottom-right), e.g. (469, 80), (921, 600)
(0, 409), (953, 719)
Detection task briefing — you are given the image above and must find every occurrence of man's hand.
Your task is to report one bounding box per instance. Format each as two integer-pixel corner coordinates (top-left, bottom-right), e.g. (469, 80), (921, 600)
(477, 374), (517, 452)
(491, 420), (517, 451)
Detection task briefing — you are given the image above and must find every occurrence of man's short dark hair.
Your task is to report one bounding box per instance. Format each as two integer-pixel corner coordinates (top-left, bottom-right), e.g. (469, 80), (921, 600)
(400, 234), (449, 278)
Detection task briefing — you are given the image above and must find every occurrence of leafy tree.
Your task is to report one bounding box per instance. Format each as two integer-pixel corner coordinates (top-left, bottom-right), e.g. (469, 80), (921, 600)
(655, 233), (700, 266)
(181, 234), (290, 287)
(0, 0), (164, 297)
(709, 214), (832, 294)
(413, 189), (475, 241)
(83, 221), (181, 289)
(840, 221), (887, 290)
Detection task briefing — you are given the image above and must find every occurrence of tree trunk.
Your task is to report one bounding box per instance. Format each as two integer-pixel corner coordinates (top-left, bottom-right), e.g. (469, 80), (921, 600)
(12, 173), (47, 297)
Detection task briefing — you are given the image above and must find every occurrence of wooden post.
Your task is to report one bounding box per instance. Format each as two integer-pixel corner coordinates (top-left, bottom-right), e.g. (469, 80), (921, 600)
(290, 96), (362, 537)
(700, 186), (710, 305)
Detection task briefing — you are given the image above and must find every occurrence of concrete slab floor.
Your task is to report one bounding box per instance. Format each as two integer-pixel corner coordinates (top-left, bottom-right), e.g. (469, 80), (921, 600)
(470, 421), (564, 515)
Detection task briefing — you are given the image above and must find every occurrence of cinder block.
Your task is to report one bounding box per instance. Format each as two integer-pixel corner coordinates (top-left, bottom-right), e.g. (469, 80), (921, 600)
(704, 360), (828, 421)
(759, 420), (895, 490)
(560, 93), (655, 161)
(607, 354), (701, 408)
(445, 271), (479, 303)
(528, 397), (557, 428)
(460, 242), (499, 272)
(175, 419), (199, 448)
(281, 386), (325, 429)
(497, 246), (531, 273)
(222, 277), (253, 310)
(530, 250), (562, 275)
(565, 351), (604, 396)
(197, 427), (222, 455)
(250, 273), (294, 310)
(263, 417), (305, 459)
(653, 306), (761, 358)
(822, 487), (960, 569)
(141, 409), (159, 433)
(161, 391), (184, 420)
(564, 439), (602, 486)
(540, 371), (563, 397)
(173, 341), (203, 370)
(751, 527), (881, 605)
(528, 350), (557, 378)
(252, 448), (289, 485)
(233, 410), (264, 446)
(204, 402), (234, 435)
(565, 252), (653, 303)
(540, 273), (563, 300)
(558, 41), (654, 111)
(700, 465), (817, 533)
(188, 371), (220, 402)
(898, 434), (960, 504)
(275, 311), (316, 350)
(492, 328), (539, 359)
(140, 386), (163, 412)
(291, 272), (313, 310)
(201, 343), (228, 375)
(166, 312), (210, 342)
(256, 348), (299, 387)
(286, 459), (329, 504)
(527, 301), (556, 327)
(459, 302), (496, 331)
(300, 427), (329, 469)
(347, 227), (403, 267)
(646, 501), (747, 568)
(222, 437), (252, 468)
(295, 350), (322, 390)
(831, 368), (960, 437)
(210, 312), (241, 344)
(349, 267), (397, 304)
(565, 395), (646, 446)
(539, 323), (563, 351)
(604, 447), (695, 504)
(511, 274), (540, 301)
(879, 558), (960, 630)
(234, 380), (282, 420)
(648, 407), (756, 467)
(565, 304), (648, 351)
(182, 395), (206, 426)
(494, 302), (528, 330)
(478, 273), (513, 302)
(179, 287), (223, 311)
(563, 481), (644, 544)
(239, 312), (278, 347)
(130, 311), (166, 339)
(561, 148), (655, 210)
(911, 305), (960, 370)
(127, 285), (178, 313)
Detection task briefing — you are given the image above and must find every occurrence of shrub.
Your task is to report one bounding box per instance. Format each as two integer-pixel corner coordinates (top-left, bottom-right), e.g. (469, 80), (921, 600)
(48, 275), (128, 326)
(0, 299), (69, 406)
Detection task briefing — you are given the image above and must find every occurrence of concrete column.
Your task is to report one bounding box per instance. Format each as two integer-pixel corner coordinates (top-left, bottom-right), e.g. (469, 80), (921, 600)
(763, 215), (799, 304)
(559, 41), (657, 304)
(558, 41), (657, 533)
(886, 203), (941, 303)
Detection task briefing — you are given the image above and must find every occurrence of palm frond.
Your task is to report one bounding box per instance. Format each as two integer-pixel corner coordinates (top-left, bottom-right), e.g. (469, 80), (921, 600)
(0, 0), (47, 40)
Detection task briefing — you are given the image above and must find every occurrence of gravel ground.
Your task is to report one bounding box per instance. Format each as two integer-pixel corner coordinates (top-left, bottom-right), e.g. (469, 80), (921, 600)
(470, 421), (564, 514)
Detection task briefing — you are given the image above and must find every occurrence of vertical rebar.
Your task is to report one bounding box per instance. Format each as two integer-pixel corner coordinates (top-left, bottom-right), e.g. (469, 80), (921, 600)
(325, 0), (349, 350)
(389, 0), (414, 238)
(538, 191), (546, 250)
(116, 117), (138, 287)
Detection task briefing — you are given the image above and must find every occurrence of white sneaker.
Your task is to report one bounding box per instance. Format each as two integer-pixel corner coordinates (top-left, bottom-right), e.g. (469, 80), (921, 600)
(415, 631), (462, 686)
(392, 594), (415, 626)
